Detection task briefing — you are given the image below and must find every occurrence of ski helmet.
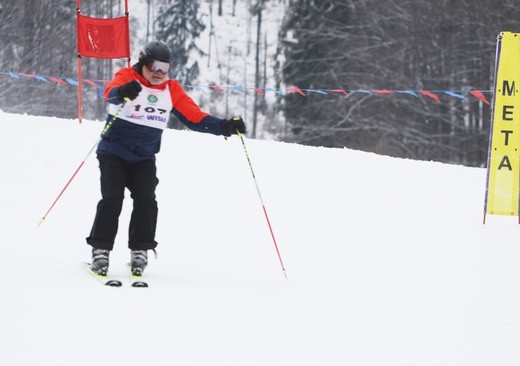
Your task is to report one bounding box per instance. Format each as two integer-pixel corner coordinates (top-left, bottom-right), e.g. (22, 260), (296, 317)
(139, 40), (172, 64)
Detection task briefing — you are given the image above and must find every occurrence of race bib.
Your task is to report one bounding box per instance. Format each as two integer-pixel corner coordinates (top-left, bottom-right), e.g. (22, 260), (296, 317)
(108, 83), (173, 130)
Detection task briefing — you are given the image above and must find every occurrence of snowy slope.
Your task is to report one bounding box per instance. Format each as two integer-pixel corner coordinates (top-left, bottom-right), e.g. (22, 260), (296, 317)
(1, 110), (520, 366)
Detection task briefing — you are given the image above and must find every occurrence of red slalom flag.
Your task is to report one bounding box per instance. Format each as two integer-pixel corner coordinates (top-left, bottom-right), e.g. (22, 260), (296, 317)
(77, 14), (130, 59)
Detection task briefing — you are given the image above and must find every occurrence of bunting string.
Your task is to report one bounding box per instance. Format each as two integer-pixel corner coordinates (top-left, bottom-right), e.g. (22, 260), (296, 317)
(0, 71), (492, 105)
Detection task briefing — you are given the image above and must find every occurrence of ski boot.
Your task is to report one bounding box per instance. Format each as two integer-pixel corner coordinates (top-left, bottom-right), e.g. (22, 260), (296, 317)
(130, 250), (148, 277)
(91, 248), (110, 276)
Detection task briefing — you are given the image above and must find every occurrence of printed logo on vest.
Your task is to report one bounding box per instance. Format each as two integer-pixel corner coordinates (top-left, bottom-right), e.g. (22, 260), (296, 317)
(108, 84), (172, 130)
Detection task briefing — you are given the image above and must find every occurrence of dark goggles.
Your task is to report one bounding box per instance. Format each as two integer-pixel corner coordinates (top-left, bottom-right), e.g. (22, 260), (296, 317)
(145, 59), (170, 74)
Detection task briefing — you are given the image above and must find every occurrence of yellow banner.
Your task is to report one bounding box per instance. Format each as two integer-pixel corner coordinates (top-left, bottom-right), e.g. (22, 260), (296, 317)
(485, 32), (520, 216)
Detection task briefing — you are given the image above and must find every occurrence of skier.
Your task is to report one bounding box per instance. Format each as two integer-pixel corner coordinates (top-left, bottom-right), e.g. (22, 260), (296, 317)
(86, 40), (246, 277)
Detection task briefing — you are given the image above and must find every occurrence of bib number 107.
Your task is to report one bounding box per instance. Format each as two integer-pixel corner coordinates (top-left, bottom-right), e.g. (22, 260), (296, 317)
(133, 105), (167, 114)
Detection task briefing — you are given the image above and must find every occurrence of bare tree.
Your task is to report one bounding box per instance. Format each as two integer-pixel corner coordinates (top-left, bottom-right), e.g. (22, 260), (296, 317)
(250, 0), (269, 138)
(0, 1), (76, 118)
(277, 0), (520, 166)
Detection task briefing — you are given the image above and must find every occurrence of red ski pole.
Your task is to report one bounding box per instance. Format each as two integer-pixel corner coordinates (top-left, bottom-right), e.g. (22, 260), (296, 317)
(37, 139), (99, 227)
(236, 130), (287, 279)
(38, 100), (128, 226)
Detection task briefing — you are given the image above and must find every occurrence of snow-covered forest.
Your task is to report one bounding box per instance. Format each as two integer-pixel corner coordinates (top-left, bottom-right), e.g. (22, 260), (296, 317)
(1, 0), (520, 166)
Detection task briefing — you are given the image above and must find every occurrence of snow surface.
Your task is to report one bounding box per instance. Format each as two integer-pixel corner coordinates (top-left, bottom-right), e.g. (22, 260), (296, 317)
(1, 110), (520, 366)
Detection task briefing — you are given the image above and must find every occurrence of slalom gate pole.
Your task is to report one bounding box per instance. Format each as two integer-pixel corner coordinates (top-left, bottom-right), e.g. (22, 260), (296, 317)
(236, 131), (287, 279)
(38, 99), (128, 227)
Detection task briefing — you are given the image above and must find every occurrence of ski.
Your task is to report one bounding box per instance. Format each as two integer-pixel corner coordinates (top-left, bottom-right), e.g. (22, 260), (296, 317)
(130, 267), (148, 288)
(131, 278), (148, 288)
(83, 263), (123, 287)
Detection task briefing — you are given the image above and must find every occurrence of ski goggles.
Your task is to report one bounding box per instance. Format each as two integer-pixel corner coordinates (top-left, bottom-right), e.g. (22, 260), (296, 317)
(145, 59), (170, 74)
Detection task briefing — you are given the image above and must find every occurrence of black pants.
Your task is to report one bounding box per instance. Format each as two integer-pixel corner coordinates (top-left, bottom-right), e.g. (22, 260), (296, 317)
(86, 155), (159, 251)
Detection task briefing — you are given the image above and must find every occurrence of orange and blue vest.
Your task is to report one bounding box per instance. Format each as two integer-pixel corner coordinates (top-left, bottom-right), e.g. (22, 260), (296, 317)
(98, 65), (225, 162)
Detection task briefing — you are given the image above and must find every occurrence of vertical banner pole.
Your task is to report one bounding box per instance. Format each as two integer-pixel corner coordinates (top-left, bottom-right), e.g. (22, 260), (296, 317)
(76, 0), (83, 123)
(483, 34), (502, 224)
(125, 0), (131, 67)
(77, 56), (83, 123)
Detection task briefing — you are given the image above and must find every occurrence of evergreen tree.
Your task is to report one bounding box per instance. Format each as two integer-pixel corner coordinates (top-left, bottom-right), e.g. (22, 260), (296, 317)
(156, 0), (206, 85)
